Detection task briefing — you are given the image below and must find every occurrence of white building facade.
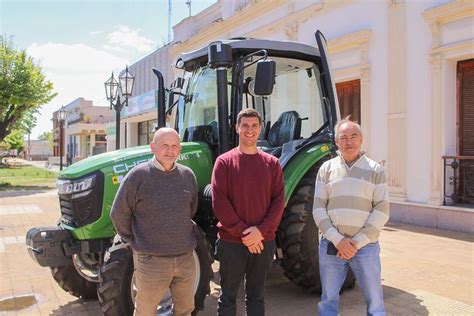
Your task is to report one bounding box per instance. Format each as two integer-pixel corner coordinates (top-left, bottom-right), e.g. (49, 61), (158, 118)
(114, 0), (473, 232)
(63, 98), (114, 163)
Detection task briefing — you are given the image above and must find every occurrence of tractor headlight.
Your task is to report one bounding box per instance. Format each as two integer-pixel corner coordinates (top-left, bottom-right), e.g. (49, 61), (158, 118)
(57, 174), (96, 195)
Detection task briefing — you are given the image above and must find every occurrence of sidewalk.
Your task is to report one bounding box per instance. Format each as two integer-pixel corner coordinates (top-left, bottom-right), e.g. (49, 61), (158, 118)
(19, 159), (60, 173)
(0, 190), (473, 315)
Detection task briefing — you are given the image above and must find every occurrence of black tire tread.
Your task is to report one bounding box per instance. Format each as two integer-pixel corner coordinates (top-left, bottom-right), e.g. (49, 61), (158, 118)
(98, 226), (213, 315)
(278, 164), (356, 294)
(50, 264), (98, 299)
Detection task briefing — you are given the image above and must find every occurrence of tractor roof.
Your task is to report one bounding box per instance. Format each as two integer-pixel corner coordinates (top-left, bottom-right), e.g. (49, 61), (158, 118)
(179, 38), (321, 70)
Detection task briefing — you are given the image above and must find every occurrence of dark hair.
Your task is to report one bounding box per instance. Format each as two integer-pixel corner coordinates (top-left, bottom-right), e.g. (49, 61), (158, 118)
(236, 108), (262, 125)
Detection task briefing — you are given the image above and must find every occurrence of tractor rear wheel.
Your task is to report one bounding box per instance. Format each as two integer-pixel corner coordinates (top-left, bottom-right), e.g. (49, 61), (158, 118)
(278, 165), (355, 294)
(98, 225), (213, 315)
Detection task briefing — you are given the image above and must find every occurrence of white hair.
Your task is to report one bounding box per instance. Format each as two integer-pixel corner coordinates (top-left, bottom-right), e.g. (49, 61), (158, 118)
(334, 116), (362, 139)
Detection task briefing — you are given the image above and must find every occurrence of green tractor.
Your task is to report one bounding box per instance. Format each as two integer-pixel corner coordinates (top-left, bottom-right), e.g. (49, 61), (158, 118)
(26, 31), (354, 314)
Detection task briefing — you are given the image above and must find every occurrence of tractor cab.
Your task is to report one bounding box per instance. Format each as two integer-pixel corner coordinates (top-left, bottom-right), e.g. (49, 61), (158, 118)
(163, 33), (340, 166)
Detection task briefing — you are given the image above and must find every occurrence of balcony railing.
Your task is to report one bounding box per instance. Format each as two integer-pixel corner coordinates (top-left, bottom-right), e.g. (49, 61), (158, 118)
(443, 156), (474, 206)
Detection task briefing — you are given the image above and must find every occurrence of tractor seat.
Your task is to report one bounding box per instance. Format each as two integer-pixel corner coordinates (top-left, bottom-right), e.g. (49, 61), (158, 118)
(261, 111), (302, 157)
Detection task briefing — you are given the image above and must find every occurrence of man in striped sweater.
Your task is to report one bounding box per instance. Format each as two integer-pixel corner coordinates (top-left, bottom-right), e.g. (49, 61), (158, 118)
(313, 118), (389, 316)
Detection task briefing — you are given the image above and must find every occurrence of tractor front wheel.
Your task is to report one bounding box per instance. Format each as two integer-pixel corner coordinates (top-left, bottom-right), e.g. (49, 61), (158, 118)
(98, 225), (213, 315)
(50, 264), (98, 299)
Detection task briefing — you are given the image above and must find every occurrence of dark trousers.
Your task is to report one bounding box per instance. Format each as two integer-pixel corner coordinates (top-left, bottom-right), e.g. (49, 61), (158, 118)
(216, 239), (276, 316)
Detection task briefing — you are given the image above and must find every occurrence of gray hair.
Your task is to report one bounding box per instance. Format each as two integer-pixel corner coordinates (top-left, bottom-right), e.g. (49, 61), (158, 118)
(334, 116), (362, 139)
(152, 127), (180, 144)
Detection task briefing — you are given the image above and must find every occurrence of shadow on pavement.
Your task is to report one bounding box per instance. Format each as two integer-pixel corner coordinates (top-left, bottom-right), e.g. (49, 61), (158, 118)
(384, 221), (473, 242)
(50, 298), (101, 315)
(382, 284), (429, 315)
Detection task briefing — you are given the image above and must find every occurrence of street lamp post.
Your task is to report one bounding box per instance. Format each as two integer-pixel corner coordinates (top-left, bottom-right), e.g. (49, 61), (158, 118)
(58, 106), (66, 171)
(104, 66), (135, 150)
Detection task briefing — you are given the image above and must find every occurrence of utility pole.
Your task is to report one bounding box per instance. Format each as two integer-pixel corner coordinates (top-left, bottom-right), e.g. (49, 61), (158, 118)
(168, 0), (172, 43)
(186, 0), (192, 16)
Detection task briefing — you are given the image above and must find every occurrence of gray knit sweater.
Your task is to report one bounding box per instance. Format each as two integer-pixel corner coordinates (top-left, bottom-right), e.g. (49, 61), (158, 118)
(110, 161), (198, 256)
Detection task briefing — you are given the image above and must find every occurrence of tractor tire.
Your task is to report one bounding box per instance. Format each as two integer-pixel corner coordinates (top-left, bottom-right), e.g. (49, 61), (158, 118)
(50, 264), (98, 299)
(278, 165), (355, 294)
(98, 225), (213, 315)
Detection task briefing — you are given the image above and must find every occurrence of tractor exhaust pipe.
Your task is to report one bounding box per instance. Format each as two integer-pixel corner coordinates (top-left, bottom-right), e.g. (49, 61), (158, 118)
(208, 42), (233, 154)
(152, 68), (166, 129)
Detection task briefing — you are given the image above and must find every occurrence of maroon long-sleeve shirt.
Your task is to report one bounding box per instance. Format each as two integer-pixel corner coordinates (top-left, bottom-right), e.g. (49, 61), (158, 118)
(211, 148), (285, 243)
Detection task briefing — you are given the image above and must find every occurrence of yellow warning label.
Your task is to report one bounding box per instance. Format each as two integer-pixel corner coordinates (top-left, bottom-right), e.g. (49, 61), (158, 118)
(112, 176), (124, 185)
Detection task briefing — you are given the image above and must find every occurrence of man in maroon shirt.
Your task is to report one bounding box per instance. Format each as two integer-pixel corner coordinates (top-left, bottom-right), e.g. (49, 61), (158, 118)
(211, 108), (285, 316)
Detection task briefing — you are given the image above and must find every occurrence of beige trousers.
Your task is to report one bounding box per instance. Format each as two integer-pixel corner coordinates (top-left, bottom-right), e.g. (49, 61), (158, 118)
(133, 251), (196, 316)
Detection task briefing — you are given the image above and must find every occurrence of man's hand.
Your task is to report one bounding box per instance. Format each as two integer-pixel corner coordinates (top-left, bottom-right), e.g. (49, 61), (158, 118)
(336, 238), (358, 260)
(242, 226), (264, 246)
(247, 240), (264, 254)
(242, 226), (264, 254)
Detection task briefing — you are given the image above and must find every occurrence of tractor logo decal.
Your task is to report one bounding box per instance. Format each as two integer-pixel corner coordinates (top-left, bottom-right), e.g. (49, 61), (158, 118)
(112, 158), (149, 175)
(321, 145), (330, 152)
(178, 150), (201, 161)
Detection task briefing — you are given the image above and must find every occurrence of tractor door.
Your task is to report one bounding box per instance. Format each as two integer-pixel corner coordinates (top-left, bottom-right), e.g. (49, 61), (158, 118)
(315, 30), (340, 134)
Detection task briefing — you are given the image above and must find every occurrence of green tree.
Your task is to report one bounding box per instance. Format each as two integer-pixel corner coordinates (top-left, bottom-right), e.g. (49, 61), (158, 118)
(0, 129), (24, 152)
(38, 131), (53, 142)
(0, 35), (56, 142)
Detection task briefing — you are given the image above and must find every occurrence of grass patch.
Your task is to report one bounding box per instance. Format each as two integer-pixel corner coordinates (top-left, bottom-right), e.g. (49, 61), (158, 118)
(0, 165), (58, 190)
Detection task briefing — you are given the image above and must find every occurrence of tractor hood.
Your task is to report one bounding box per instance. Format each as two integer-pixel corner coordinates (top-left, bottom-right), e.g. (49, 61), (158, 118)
(58, 142), (214, 189)
(59, 145), (152, 179)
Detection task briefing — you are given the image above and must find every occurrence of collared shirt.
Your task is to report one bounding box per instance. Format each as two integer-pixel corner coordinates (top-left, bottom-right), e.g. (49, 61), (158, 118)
(151, 157), (176, 172)
(337, 150), (366, 168)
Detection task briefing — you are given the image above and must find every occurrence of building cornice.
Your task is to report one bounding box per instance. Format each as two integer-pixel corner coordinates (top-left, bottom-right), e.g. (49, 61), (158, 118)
(423, 0), (473, 24)
(328, 30), (371, 54)
(430, 38), (474, 55)
(170, 0), (341, 58)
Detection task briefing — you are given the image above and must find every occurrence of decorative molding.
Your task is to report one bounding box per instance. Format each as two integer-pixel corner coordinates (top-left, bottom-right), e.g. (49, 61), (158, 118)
(429, 22), (441, 49)
(360, 66), (371, 156)
(328, 30), (371, 55)
(387, 0), (407, 201)
(423, 0), (473, 25)
(428, 54), (443, 205)
(424, 1), (474, 205)
(430, 39), (474, 55)
(284, 21), (299, 41)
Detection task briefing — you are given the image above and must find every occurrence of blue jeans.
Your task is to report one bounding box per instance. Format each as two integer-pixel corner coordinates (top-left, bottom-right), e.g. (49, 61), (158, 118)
(216, 239), (276, 316)
(318, 238), (386, 316)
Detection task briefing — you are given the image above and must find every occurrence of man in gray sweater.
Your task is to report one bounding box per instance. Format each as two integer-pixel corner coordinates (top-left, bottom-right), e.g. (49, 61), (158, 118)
(110, 127), (198, 316)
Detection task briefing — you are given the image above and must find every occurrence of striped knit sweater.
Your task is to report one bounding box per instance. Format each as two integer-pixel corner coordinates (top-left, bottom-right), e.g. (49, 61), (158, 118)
(313, 152), (389, 249)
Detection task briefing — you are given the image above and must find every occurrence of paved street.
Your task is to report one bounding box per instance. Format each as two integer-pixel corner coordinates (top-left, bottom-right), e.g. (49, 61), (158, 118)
(0, 190), (473, 315)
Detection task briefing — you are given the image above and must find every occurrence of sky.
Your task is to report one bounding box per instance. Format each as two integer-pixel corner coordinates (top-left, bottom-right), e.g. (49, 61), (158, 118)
(0, 0), (216, 139)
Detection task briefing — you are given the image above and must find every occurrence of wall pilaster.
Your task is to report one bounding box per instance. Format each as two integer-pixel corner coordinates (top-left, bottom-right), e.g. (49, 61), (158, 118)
(387, 0), (407, 200)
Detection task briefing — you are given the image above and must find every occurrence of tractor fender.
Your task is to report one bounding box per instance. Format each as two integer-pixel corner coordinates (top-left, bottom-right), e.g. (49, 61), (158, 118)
(282, 141), (333, 205)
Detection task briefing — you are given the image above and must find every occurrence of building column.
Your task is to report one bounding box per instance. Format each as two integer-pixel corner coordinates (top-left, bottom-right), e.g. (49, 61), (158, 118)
(428, 53), (443, 205)
(387, 0), (407, 201)
(360, 41), (371, 156)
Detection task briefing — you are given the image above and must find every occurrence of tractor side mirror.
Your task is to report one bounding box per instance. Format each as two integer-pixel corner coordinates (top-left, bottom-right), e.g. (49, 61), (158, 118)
(253, 59), (276, 95)
(167, 77), (184, 112)
(171, 77), (184, 90)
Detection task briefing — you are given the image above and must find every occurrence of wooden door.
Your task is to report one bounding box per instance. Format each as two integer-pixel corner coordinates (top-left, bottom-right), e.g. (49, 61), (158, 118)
(457, 59), (474, 202)
(336, 79), (361, 123)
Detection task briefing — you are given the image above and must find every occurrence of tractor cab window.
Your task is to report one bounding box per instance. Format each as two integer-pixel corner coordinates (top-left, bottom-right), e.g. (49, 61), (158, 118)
(179, 66), (218, 144)
(242, 57), (325, 150)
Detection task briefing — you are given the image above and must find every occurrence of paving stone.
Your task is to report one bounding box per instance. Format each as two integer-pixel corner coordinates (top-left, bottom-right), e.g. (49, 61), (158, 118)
(0, 190), (473, 315)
